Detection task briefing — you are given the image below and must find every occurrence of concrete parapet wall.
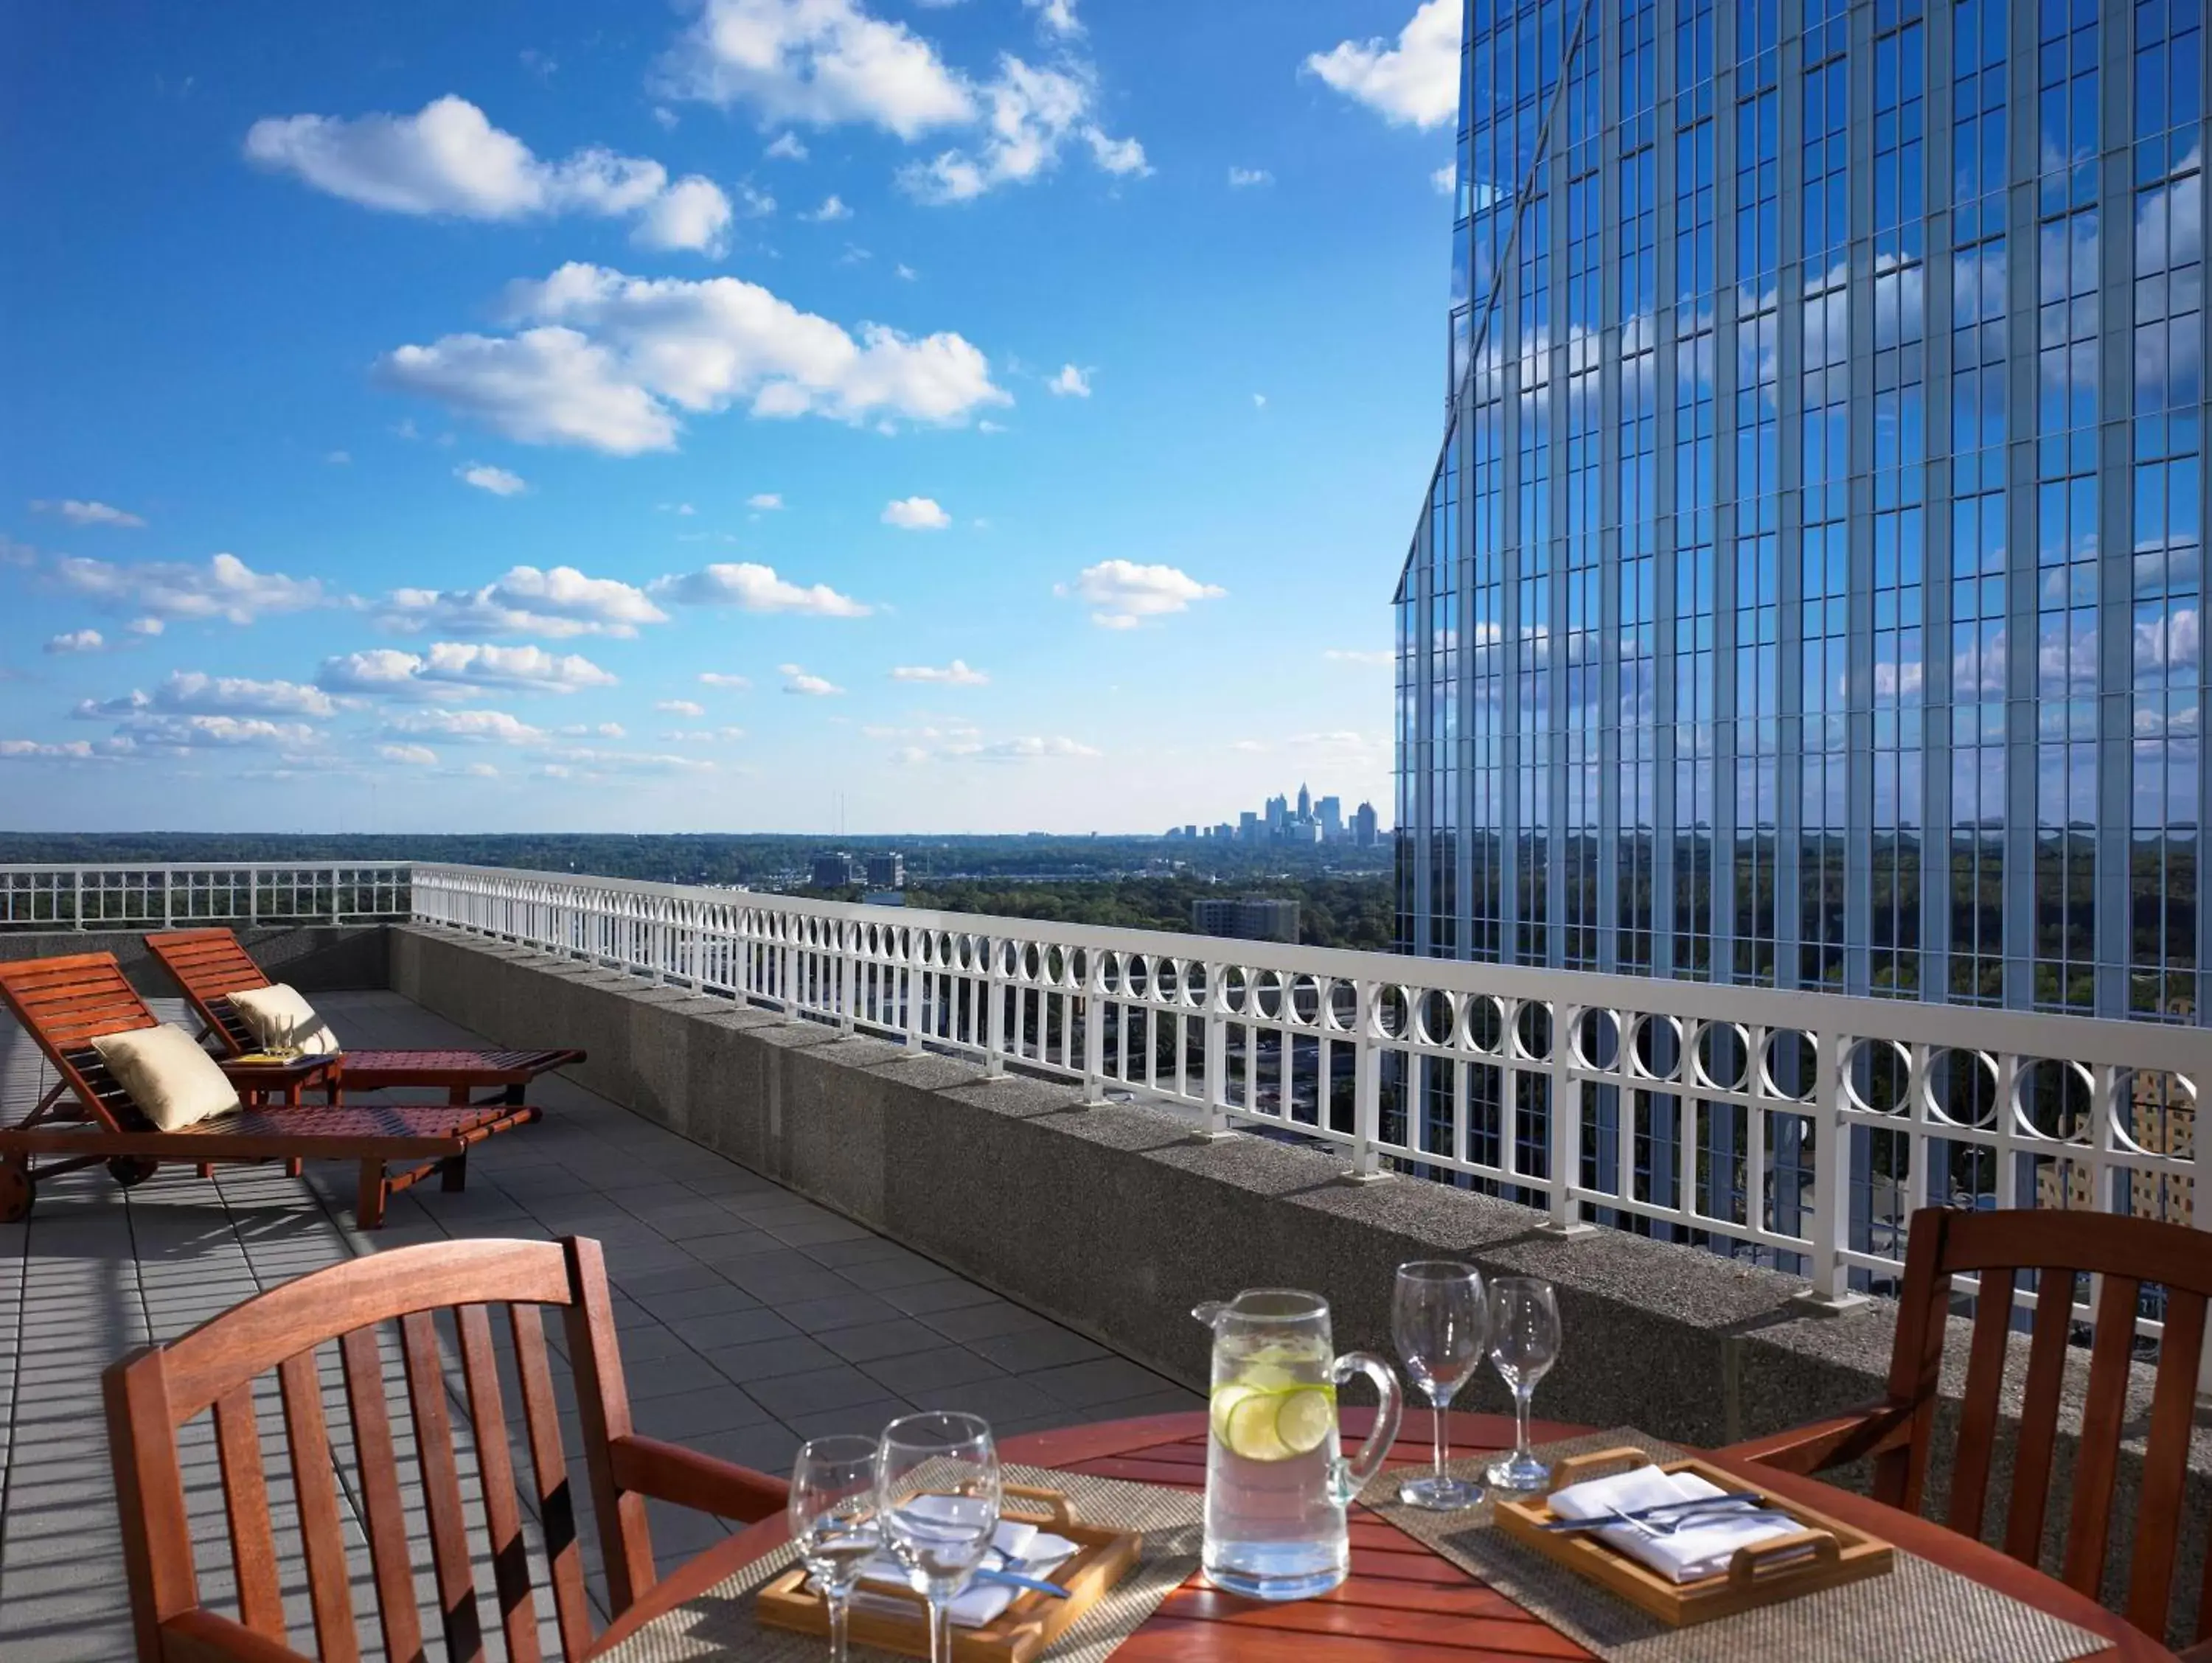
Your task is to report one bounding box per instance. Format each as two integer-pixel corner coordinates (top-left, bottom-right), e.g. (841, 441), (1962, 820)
(0, 925), (389, 1000)
(390, 922), (2211, 1639)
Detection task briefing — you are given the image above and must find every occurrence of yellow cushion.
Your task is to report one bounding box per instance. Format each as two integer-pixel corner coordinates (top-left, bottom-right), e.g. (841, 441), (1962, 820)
(227, 984), (341, 1056)
(89, 1024), (241, 1132)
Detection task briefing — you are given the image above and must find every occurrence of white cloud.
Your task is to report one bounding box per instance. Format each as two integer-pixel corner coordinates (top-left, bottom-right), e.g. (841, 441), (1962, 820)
(882, 495), (950, 529)
(127, 617), (164, 636)
(1061, 559), (1225, 629)
(116, 714), (323, 751)
(900, 57), (1144, 203)
(1252, 392), (1267, 408)
(382, 707), (546, 745)
(0, 739), (116, 761)
(74, 672), (337, 719)
(890, 659), (987, 685)
(464, 761), (501, 778)
(975, 735), (1098, 761)
(658, 0), (977, 138)
(662, 725), (748, 742)
(1228, 166), (1273, 188)
(32, 498), (145, 529)
(655, 698), (707, 716)
(326, 449), (352, 464)
(895, 262), (918, 280)
(633, 174), (737, 254)
(380, 565), (667, 638)
(803, 193), (852, 221)
(319, 642), (616, 700)
(557, 721), (627, 739)
(243, 96), (736, 253)
(1048, 363), (1091, 397)
(376, 742), (439, 766)
(538, 745), (716, 776)
(766, 131), (810, 160)
(457, 461), (527, 495)
(1324, 648), (1394, 666)
(381, 262), (1010, 452)
(779, 663), (844, 695)
(1024, 0), (1082, 38)
(1432, 162), (1455, 195)
(44, 629), (104, 654)
(698, 671), (754, 689)
(49, 551), (326, 625)
(653, 562), (870, 616)
(748, 492), (785, 509)
(1305, 0), (1462, 130)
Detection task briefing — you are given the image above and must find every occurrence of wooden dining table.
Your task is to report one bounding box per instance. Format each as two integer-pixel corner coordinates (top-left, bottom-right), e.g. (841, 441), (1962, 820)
(589, 1408), (2177, 1661)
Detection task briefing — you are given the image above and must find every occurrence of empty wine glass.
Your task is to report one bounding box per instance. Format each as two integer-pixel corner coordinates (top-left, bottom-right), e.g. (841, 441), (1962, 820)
(1484, 1277), (1562, 1492)
(1391, 1261), (1487, 1510)
(789, 1435), (881, 1663)
(876, 1411), (1001, 1663)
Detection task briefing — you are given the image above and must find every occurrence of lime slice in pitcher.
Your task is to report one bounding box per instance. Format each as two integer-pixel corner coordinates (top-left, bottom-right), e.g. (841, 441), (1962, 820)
(1271, 1387), (1335, 1456)
(1223, 1390), (1293, 1462)
(1209, 1382), (1260, 1442)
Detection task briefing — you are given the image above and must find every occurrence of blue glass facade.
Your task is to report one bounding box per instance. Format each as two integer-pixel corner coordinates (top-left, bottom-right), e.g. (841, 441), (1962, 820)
(1397, 0), (2208, 1026)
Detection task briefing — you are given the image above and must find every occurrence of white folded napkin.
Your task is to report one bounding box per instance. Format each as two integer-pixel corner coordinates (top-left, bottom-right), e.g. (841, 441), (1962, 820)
(811, 1508), (1080, 1630)
(1546, 1464), (1799, 1584)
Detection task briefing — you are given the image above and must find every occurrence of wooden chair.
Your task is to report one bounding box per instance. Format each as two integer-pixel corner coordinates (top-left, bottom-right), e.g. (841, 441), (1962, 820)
(106, 1235), (788, 1662)
(147, 929), (585, 1106)
(1721, 1205), (2212, 1655)
(0, 952), (539, 1227)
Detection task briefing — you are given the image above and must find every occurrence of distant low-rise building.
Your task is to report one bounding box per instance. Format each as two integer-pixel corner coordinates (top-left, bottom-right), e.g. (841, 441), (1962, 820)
(865, 852), (905, 889)
(1191, 898), (1300, 944)
(811, 852), (859, 888)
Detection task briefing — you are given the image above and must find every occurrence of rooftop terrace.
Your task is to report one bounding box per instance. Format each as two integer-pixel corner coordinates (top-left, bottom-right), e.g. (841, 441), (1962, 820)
(0, 989), (1199, 1662)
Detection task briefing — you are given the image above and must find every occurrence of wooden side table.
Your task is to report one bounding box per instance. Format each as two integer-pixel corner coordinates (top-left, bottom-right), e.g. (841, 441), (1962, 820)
(213, 1053), (344, 1176)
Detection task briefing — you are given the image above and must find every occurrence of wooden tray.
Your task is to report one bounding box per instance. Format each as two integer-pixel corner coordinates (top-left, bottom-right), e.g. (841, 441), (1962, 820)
(1491, 1447), (1894, 1627)
(755, 1484), (1141, 1662)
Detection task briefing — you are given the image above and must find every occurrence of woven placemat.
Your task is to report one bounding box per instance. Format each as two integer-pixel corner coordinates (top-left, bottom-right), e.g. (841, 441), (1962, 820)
(597, 1463), (1203, 1663)
(1357, 1428), (2110, 1663)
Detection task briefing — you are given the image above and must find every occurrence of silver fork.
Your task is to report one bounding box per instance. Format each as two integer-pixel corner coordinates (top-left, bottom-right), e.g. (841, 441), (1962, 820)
(1604, 1500), (1795, 1538)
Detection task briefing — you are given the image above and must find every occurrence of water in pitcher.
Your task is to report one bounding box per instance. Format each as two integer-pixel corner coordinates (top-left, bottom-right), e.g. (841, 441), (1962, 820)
(1203, 1328), (1349, 1600)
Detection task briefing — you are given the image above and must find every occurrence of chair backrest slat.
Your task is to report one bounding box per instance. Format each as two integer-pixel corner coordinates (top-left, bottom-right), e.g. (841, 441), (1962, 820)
(1941, 1264), (2015, 1541)
(146, 930), (272, 1056)
(211, 1385), (285, 1639)
(563, 1238), (656, 1611)
(456, 1303), (545, 1663)
(2000, 1268), (2079, 1566)
(2059, 1273), (2142, 1596)
(337, 1328), (426, 1663)
(400, 1311), (487, 1663)
(2126, 1289), (2206, 1637)
(279, 1349), (363, 1663)
(511, 1301), (595, 1659)
(1874, 1216), (1950, 1513)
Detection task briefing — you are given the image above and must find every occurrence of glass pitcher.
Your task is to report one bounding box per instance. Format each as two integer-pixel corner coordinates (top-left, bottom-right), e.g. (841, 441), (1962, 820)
(1192, 1288), (1402, 1601)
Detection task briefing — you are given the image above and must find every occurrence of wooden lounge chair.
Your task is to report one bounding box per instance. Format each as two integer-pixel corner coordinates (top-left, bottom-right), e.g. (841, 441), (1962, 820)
(1719, 1205), (2212, 1657)
(105, 1235), (787, 1663)
(147, 927), (584, 1105)
(0, 952), (539, 1227)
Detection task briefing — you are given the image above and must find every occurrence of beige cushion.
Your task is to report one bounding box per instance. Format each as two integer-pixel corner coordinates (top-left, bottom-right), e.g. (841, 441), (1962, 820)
(89, 1024), (241, 1132)
(227, 983), (341, 1056)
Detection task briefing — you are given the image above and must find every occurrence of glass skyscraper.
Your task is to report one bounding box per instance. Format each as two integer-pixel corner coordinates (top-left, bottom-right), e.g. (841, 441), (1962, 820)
(1395, 0), (2205, 1026)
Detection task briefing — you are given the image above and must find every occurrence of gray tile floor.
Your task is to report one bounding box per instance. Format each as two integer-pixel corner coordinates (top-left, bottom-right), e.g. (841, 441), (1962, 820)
(0, 988), (1198, 1661)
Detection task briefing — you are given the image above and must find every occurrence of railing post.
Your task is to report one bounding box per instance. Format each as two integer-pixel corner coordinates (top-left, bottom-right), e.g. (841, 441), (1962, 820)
(163, 868), (174, 930)
(1194, 961), (1231, 1137)
(1346, 977), (1386, 1182)
(1792, 1028), (1870, 1314)
(982, 938), (1005, 1075)
(902, 927), (922, 1051)
(1541, 1002), (1595, 1236)
(330, 863), (341, 925)
(72, 868), (83, 931)
(1082, 951), (1107, 1106)
(248, 866), (260, 928)
(838, 919), (856, 1036)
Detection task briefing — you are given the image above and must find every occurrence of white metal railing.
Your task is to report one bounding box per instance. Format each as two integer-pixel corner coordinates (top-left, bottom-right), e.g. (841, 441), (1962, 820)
(406, 862), (2208, 1329)
(0, 862), (411, 930)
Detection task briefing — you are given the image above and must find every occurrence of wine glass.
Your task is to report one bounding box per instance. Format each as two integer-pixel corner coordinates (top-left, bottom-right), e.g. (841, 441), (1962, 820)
(1391, 1261), (1488, 1509)
(789, 1435), (882, 1663)
(1484, 1277), (1562, 1492)
(876, 1411), (1001, 1663)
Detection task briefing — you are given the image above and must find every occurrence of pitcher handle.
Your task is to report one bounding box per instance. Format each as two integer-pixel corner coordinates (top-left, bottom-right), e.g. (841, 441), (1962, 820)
(1329, 1351), (1403, 1500)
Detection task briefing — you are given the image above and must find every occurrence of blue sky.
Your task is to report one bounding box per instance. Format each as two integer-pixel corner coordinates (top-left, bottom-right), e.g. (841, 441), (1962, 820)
(0, 0), (1457, 834)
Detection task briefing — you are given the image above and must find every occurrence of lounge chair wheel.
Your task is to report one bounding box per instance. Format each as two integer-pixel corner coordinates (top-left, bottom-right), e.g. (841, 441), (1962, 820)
(0, 1156), (30, 1224)
(107, 1156), (159, 1189)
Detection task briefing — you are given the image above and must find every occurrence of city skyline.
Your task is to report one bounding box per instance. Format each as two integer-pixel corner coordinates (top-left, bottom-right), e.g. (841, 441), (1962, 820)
(0, 1), (1460, 834)
(1397, 0), (2207, 1025)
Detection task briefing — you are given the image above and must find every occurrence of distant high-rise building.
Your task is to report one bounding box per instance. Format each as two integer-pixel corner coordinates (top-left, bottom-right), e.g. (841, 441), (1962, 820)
(1239, 810), (1260, 840)
(1184, 823), (1199, 840)
(864, 852), (905, 889)
(1353, 802), (1379, 848)
(1191, 898), (1301, 944)
(1215, 822), (1236, 842)
(1265, 794), (1290, 832)
(1317, 796), (1343, 839)
(810, 852), (859, 888)
(1296, 783), (1312, 821)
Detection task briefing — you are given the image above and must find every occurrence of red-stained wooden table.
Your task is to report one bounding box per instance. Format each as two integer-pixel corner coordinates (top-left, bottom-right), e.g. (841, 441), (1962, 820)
(590, 1409), (2174, 1661)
